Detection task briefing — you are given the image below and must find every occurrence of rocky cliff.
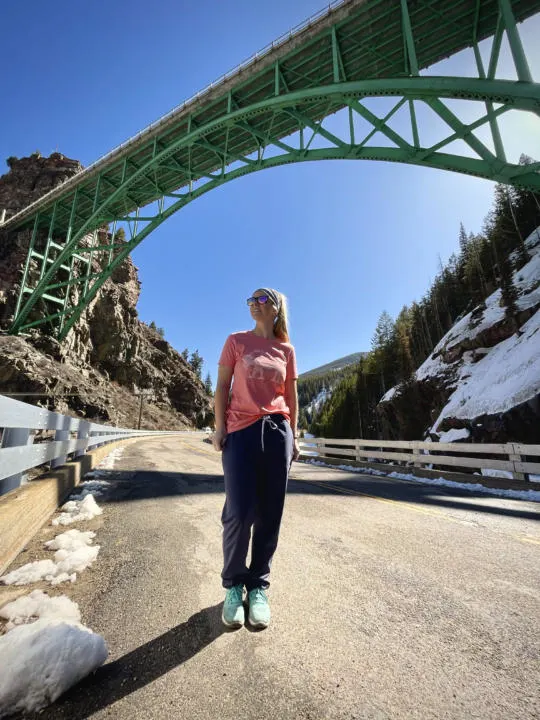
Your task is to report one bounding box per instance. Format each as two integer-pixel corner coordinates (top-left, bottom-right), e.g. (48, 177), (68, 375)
(0, 153), (212, 429)
(378, 227), (540, 444)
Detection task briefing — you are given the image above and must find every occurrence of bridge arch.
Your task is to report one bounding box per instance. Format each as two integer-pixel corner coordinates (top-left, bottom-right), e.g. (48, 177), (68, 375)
(4, 0), (540, 338)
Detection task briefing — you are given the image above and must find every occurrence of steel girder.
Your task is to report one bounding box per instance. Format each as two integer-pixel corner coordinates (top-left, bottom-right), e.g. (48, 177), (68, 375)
(6, 0), (540, 339)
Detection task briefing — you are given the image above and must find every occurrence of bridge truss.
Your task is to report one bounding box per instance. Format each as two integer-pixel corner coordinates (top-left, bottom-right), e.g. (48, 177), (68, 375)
(3, 0), (540, 339)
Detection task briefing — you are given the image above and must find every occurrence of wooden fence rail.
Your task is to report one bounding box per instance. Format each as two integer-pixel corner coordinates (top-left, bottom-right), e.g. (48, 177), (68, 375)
(298, 437), (540, 482)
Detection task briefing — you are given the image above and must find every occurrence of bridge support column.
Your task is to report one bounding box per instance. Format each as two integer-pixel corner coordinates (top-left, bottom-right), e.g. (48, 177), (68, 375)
(497, 0), (533, 82)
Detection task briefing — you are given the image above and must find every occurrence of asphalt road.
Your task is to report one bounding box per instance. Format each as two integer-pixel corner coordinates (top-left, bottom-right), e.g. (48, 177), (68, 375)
(22, 434), (540, 720)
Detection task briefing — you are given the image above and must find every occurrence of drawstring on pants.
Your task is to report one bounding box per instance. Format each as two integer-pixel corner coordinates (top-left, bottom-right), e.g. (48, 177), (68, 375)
(260, 415), (279, 452)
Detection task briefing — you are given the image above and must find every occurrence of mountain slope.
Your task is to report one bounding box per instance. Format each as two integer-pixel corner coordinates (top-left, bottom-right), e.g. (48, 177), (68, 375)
(299, 352), (367, 379)
(298, 351), (367, 426)
(379, 227), (540, 443)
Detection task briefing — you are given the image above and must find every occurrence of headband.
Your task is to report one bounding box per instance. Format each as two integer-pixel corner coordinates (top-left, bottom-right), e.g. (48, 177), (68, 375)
(256, 288), (281, 312)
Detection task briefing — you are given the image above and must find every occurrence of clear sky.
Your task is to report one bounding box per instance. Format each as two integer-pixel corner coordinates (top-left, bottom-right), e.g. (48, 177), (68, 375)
(1, 1), (539, 381)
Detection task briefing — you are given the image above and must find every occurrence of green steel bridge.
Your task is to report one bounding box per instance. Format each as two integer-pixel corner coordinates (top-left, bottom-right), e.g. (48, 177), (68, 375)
(2, 0), (540, 339)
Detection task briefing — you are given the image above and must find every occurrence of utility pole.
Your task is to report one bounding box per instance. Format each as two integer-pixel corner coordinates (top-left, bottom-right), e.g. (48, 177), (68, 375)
(134, 389), (153, 429)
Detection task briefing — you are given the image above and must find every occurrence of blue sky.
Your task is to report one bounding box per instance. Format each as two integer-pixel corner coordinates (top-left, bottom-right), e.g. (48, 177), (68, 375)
(1, 1), (539, 381)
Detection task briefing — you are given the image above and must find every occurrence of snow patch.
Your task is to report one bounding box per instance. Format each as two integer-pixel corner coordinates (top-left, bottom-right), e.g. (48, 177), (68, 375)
(381, 385), (398, 403)
(52, 493), (102, 526)
(480, 468), (514, 479)
(304, 459), (540, 502)
(0, 560), (73, 587)
(69, 479), (110, 501)
(306, 387), (333, 419)
(44, 529), (96, 552)
(0, 529), (100, 586)
(0, 590), (80, 631)
(0, 619), (107, 716)
(437, 428), (470, 443)
(96, 446), (125, 470)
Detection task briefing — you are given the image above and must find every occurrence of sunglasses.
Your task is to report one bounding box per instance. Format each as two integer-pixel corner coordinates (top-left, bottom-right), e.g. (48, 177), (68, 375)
(246, 295), (270, 306)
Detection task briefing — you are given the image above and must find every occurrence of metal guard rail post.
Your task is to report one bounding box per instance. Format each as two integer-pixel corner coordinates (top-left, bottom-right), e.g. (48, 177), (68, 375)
(0, 394), (183, 496)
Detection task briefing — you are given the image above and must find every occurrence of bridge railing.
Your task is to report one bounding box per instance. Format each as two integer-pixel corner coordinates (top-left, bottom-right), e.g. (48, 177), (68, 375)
(299, 437), (540, 483)
(0, 395), (183, 496)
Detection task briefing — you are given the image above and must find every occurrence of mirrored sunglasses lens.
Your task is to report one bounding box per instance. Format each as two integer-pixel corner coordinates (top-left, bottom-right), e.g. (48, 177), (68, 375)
(257, 295), (269, 304)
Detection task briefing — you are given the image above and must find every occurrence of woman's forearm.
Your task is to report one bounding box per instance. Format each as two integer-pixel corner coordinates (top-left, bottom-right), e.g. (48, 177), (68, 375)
(214, 384), (229, 431)
(288, 385), (298, 436)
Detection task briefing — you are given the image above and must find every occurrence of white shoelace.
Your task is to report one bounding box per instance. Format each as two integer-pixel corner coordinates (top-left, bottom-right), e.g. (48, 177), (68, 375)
(260, 414), (279, 452)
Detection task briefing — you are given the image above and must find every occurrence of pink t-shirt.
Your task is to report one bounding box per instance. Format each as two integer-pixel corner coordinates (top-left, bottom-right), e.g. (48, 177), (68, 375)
(219, 331), (298, 433)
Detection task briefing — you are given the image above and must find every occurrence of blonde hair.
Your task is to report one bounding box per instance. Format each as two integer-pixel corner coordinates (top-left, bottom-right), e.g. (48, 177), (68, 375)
(273, 290), (290, 342)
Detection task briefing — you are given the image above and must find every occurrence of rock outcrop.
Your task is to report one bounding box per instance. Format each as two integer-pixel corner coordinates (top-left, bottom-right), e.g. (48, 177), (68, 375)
(0, 153), (212, 429)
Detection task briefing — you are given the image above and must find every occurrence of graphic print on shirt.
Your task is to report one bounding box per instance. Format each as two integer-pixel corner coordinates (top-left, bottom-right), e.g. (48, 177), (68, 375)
(242, 350), (286, 385)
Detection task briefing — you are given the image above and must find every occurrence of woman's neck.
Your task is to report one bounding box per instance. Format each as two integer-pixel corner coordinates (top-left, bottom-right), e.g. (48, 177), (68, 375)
(252, 320), (275, 339)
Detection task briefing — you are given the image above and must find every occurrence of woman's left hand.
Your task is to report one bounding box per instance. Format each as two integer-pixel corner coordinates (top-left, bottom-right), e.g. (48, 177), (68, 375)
(292, 439), (300, 462)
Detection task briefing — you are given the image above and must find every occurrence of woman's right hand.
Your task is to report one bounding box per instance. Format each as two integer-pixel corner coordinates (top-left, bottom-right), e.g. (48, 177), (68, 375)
(212, 427), (227, 452)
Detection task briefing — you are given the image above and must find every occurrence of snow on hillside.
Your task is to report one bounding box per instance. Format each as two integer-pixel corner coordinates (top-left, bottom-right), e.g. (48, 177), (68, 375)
(424, 229), (540, 359)
(306, 386), (333, 418)
(431, 309), (540, 432)
(382, 227), (540, 436)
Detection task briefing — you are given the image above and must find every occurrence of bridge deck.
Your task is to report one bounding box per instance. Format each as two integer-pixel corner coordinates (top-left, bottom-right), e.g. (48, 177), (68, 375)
(4, 0), (540, 234)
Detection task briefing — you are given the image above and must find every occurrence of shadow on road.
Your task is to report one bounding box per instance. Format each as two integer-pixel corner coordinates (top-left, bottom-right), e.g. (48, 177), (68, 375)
(25, 603), (225, 720)
(92, 466), (539, 523)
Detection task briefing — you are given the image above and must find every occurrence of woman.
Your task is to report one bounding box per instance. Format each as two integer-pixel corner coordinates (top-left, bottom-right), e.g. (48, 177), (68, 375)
(213, 287), (300, 629)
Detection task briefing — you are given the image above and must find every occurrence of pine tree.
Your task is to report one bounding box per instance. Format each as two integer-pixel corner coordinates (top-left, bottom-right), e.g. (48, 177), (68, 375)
(462, 234), (487, 312)
(499, 253), (519, 329)
(371, 311), (394, 351)
(189, 350), (204, 378)
(410, 302), (430, 364)
(458, 222), (469, 256)
(505, 185), (528, 267)
(395, 306), (414, 380)
(513, 156), (540, 248)
(371, 311), (396, 395)
(204, 372), (213, 395)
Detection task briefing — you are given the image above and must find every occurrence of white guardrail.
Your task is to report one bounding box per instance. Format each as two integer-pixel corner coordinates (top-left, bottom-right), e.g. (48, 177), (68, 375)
(0, 395), (184, 496)
(299, 437), (540, 482)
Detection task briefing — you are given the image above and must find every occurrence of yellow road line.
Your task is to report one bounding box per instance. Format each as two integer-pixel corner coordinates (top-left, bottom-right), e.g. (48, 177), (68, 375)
(294, 480), (540, 547)
(294, 477), (464, 524)
(177, 438), (217, 457)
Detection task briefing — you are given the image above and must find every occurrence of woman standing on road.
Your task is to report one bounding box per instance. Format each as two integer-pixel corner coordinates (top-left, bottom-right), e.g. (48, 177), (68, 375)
(213, 287), (300, 629)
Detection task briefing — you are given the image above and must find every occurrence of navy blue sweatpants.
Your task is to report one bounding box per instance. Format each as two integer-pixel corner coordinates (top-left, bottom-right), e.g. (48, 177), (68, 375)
(221, 414), (293, 590)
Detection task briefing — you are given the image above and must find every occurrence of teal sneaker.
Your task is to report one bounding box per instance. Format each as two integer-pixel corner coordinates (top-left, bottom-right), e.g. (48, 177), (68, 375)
(248, 588), (270, 629)
(222, 585), (244, 628)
